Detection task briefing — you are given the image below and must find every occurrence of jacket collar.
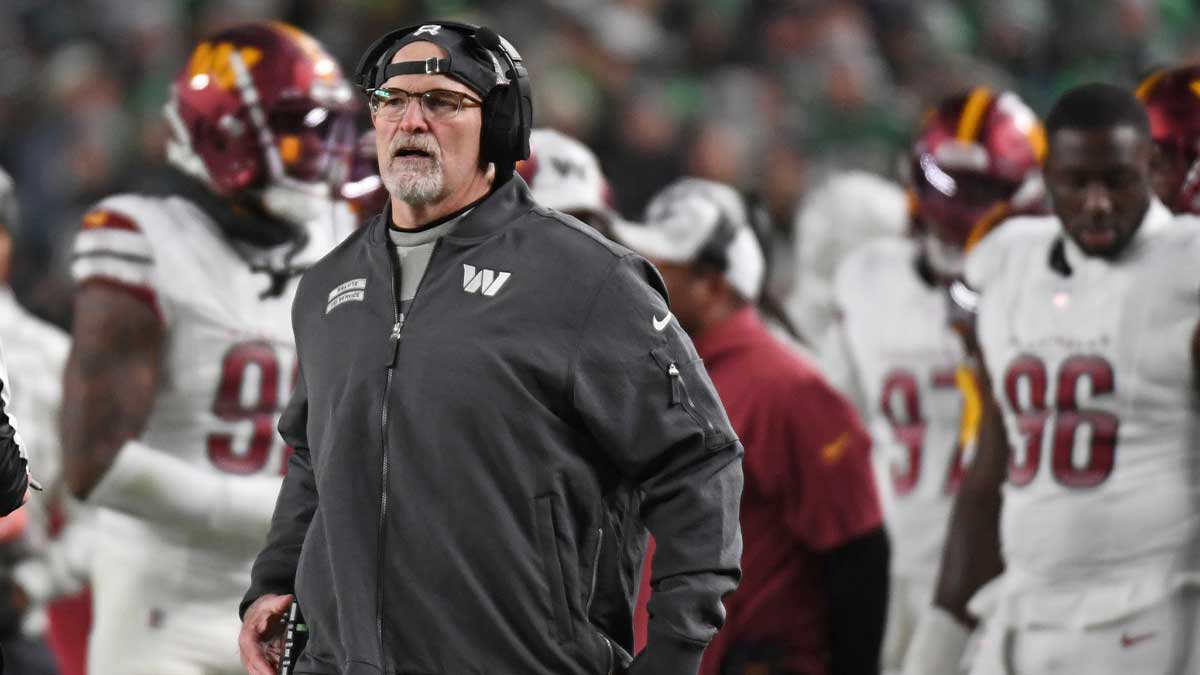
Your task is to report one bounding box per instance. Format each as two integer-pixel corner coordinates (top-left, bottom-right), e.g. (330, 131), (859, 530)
(369, 174), (536, 246)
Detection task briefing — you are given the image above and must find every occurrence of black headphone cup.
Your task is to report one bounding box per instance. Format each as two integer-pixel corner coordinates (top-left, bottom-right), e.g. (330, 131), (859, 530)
(480, 39), (532, 167)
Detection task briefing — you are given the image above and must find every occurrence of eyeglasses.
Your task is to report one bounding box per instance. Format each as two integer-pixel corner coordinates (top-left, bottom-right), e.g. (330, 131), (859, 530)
(368, 87), (482, 122)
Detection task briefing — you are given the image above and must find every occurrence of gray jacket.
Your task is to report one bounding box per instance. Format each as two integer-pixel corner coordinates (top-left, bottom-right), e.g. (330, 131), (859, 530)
(243, 176), (743, 675)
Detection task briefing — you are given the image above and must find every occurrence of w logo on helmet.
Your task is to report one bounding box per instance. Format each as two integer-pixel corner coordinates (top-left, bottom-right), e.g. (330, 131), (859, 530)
(187, 42), (263, 91)
(414, 25), (442, 37)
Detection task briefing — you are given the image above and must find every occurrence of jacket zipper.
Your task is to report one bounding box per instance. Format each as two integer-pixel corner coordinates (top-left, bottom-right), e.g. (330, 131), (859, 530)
(667, 363), (717, 437)
(585, 527), (603, 615)
(376, 239), (442, 666)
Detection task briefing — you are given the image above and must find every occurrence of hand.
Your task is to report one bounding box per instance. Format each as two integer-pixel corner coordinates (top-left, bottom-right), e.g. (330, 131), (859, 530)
(239, 593), (293, 675)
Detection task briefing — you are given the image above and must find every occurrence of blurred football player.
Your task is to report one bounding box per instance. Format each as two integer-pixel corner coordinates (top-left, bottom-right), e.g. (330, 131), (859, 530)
(517, 127), (616, 236)
(829, 88), (1046, 672)
(1135, 64), (1200, 216)
(905, 83), (1200, 674)
(59, 22), (358, 675)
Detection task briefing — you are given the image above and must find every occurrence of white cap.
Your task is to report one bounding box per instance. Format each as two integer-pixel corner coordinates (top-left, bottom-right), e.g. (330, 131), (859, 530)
(518, 128), (611, 217)
(612, 177), (765, 300)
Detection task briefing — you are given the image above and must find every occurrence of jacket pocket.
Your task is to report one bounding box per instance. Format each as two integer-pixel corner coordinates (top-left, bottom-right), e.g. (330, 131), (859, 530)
(651, 347), (732, 450)
(535, 494), (575, 643)
(591, 627), (634, 675)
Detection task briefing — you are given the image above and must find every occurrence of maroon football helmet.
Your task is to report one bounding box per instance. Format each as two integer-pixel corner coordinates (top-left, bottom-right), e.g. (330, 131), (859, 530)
(910, 88), (1046, 270)
(341, 128), (388, 225)
(164, 22), (357, 226)
(1136, 65), (1200, 215)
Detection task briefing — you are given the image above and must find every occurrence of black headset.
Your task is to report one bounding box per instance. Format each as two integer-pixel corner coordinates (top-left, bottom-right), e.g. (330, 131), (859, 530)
(353, 21), (532, 174)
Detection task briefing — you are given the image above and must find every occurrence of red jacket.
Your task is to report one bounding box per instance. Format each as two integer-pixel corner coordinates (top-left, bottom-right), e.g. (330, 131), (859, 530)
(635, 307), (882, 675)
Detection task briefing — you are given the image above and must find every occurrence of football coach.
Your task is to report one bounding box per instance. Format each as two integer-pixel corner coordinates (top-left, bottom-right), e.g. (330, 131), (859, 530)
(239, 21), (744, 675)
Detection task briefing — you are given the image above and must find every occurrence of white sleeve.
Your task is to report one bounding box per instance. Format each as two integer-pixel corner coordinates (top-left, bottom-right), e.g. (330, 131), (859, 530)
(901, 606), (971, 675)
(11, 503), (97, 605)
(71, 199), (168, 324)
(86, 440), (282, 543)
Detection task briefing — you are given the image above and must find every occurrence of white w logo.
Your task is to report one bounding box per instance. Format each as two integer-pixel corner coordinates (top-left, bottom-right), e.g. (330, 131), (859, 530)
(462, 264), (512, 297)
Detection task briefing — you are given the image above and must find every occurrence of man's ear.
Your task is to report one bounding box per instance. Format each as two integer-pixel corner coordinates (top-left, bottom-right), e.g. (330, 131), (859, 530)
(698, 269), (732, 302)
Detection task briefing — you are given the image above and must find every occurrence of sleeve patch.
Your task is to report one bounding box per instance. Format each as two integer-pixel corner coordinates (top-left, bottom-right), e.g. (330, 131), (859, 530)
(82, 208), (141, 233)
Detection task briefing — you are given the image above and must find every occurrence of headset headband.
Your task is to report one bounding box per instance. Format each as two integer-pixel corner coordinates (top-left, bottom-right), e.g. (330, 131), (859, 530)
(354, 20), (531, 170)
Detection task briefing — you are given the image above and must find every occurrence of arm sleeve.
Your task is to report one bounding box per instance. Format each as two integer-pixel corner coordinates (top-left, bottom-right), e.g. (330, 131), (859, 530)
(71, 202), (168, 324)
(820, 526), (890, 675)
(785, 377), (883, 551)
(570, 255), (743, 675)
(84, 440), (283, 541)
(12, 503), (98, 605)
(0, 338), (30, 516)
(242, 364), (317, 617)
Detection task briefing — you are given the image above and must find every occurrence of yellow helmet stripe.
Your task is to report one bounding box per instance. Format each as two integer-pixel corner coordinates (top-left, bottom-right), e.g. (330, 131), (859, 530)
(956, 87), (993, 142)
(955, 364), (983, 450)
(964, 201), (1011, 252)
(1135, 70), (1167, 101)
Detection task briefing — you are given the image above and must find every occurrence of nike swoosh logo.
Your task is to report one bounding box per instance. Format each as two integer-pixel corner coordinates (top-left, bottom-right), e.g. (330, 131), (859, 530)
(653, 312), (673, 332)
(821, 431), (852, 464)
(1121, 632), (1157, 648)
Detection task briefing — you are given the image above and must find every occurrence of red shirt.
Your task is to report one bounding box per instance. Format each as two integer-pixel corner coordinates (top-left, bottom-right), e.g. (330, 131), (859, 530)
(634, 307), (882, 675)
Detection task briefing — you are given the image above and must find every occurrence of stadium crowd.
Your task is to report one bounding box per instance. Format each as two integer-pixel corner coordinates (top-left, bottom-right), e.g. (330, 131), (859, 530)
(2, 0), (1199, 326)
(1, 2), (1200, 675)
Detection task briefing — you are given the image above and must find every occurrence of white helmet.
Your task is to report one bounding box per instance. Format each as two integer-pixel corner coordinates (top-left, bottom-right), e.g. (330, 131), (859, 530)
(517, 128), (612, 225)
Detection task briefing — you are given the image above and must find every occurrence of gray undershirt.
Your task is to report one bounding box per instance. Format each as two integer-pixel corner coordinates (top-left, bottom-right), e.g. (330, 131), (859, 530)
(387, 213), (465, 315)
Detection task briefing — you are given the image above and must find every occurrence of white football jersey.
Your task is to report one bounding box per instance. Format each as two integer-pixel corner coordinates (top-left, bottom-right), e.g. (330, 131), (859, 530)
(834, 237), (968, 583)
(70, 192), (355, 601)
(968, 200), (1200, 628)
